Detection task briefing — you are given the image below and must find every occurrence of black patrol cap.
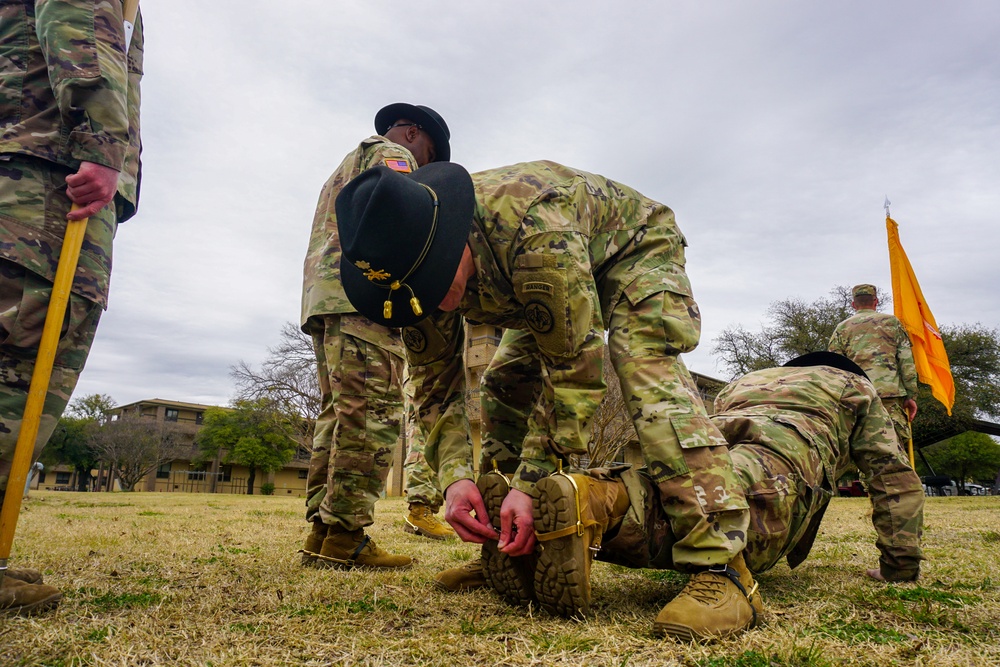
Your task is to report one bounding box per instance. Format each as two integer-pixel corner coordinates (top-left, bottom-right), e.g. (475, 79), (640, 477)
(374, 103), (451, 162)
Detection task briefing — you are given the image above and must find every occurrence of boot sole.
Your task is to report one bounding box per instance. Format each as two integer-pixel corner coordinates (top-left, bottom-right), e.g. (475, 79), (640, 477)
(652, 620), (751, 642)
(404, 520), (450, 541)
(3, 591), (62, 617)
(477, 473), (536, 606)
(533, 474), (592, 618)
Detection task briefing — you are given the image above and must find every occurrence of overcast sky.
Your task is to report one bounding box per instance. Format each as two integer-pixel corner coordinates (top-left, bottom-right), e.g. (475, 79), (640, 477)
(73, 0), (1000, 408)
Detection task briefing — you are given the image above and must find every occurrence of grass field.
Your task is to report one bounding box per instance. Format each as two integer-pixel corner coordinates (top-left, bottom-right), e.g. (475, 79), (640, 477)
(3, 491), (999, 666)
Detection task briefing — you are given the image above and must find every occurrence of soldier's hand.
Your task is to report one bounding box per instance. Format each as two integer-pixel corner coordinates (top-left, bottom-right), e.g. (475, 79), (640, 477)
(65, 161), (120, 220)
(904, 398), (918, 422)
(498, 488), (536, 557)
(866, 568), (886, 581)
(444, 479), (498, 544)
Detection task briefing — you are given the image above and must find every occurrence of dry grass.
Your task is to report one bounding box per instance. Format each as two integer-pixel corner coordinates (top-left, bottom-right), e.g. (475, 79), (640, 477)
(3, 492), (999, 666)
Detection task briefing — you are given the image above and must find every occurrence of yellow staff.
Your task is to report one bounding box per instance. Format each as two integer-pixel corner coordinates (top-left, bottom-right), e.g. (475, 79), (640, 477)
(0, 0), (140, 586)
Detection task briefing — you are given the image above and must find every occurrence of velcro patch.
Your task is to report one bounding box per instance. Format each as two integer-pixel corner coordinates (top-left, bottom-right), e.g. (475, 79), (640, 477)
(384, 158), (412, 173)
(522, 281), (553, 295)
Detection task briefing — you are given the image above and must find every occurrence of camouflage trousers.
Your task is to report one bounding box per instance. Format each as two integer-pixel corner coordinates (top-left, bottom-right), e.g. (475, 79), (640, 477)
(0, 259), (102, 508)
(881, 397), (912, 455)
(481, 288), (749, 571)
(303, 314), (441, 530)
(401, 377), (444, 509)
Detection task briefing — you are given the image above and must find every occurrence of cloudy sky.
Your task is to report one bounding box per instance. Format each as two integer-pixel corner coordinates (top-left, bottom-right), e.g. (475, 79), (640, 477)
(73, 0), (1000, 408)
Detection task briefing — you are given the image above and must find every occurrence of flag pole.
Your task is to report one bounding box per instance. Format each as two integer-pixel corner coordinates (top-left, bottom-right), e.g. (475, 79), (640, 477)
(0, 0), (139, 586)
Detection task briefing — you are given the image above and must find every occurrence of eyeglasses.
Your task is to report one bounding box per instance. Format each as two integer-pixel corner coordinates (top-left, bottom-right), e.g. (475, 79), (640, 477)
(387, 122), (422, 132)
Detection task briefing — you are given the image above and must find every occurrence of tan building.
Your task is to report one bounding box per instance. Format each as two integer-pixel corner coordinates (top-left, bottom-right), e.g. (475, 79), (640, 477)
(33, 398), (311, 496)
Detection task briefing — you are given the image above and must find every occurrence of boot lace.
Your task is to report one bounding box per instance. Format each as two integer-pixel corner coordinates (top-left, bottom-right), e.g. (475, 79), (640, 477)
(679, 571), (729, 605)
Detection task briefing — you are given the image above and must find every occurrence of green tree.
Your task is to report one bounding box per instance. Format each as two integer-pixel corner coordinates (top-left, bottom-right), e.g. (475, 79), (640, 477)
(66, 393), (116, 421)
(42, 417), (98, 491)
(196, 399), (298, 495)
(909, 323), (1000, 447)
(918, 432), (1000, 492)
(40, 393), (117, 491)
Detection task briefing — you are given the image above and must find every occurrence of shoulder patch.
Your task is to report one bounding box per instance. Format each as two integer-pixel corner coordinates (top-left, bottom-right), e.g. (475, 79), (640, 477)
(383, 158), (412, 173)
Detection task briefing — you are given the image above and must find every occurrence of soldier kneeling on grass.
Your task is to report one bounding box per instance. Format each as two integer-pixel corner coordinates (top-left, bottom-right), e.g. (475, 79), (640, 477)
(438, 352), (926, 640)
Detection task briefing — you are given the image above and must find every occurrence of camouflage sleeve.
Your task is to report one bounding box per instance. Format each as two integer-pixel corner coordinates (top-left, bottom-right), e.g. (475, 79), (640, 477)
(827, 323), (847, 355)
(509, 228), (607, 492)
(358, 140), (416, 173)
(846, 378), (925, 581)
(36, 0), (131, 170)
(894, 319), (919, 398)
(401, 310), (476, 491)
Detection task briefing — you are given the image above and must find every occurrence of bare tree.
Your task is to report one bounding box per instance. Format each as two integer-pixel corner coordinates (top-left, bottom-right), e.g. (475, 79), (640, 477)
(231, 322), (319, 442)
(712, 285), (890, 379)
(90, 413), (184, 491)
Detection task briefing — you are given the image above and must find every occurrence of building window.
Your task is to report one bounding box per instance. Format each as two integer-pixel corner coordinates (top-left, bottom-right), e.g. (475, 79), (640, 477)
(221, 465), (233, 482)
(187, 470), (206, 481)
(55, 472), (71, 485)
(298, 470), (308, 479)
(165, 408), (179, 422)
(195, 412), (204, 425)
(156, 462), (171, 479)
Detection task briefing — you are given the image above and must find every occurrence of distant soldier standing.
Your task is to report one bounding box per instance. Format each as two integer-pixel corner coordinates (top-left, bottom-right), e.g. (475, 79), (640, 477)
(335, 160), (755, 639)
(300, 103), (457, 571)
(0, 0), (143, 615)
(828, 284), (919, 449)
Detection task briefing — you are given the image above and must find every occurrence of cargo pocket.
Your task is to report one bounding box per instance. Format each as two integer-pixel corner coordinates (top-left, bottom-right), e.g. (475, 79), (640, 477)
(743, 475), (799, 572)
(513, 255), (578, 358)
(622, 264), (701, 356)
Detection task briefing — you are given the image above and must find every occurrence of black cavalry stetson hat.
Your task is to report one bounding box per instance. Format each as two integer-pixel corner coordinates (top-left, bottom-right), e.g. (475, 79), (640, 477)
(336, 162), (474, 328)
(782, 351), (870, 381)
(374, 103), (452, 162)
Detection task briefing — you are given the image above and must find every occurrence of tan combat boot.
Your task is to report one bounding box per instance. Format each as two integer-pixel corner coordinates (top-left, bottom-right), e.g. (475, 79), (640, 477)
(2, 568), (43, 584)
(1, 575), (62, 617)
(404, 503), (456, 541)
(299, 521), (328, 567)
(478, 469), (537, 606)
(316, 527), (412, 570)
(653, 552), (763, 641)
(532, 469), (630, 618)
(433, 558), (489, 592)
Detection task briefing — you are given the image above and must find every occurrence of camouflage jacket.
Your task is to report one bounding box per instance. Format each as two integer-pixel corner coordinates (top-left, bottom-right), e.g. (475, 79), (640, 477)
(404, 160), (691, 491)
(0, 0), (142, 308)
(828, 310), (919, 399)
(301, 136), (418, 325)
(0, 0), (142, 217)
(712, 364), (925, 581)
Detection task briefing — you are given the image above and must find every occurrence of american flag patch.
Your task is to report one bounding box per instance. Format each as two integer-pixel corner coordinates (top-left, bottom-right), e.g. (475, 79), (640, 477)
(384, 158), (412, 173)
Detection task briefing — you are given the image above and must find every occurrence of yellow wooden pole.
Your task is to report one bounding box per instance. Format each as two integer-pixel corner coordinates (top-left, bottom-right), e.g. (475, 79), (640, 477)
(907, 414), (916, 471)
(0, 212), (88, 580)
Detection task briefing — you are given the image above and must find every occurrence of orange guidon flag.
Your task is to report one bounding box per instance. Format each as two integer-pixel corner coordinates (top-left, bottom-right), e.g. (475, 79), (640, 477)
(886, 216), (955, 415)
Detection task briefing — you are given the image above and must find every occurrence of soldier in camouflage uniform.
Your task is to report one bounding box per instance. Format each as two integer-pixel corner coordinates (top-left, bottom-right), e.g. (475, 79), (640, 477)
(547, 352), (925, 639)
(299, 103), (455, 571)
(0, 0), (142, 615)
(335, 160), (753, 633)
(828, 284), (919, 450)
